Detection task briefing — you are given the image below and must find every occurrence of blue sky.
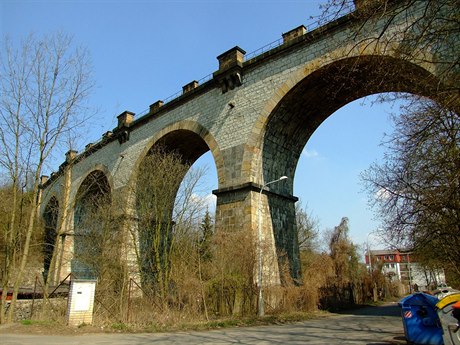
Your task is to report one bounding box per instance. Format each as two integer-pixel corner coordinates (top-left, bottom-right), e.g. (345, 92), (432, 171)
(1, 0), (396, 250)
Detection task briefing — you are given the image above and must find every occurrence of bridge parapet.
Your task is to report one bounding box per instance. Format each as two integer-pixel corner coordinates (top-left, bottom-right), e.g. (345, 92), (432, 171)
(38, 0), (456, 290)
(116, 110), (135, 144)
(282, 25), (307, 43)
(149, 100), (164, 114)
(214, 46), (246, 94)
(182, 80), (199, 94)
(117, 110), (135, 129)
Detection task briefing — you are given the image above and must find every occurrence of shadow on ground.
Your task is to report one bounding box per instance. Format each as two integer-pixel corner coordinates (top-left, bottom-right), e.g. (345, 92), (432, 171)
(337, 303), (401, 317)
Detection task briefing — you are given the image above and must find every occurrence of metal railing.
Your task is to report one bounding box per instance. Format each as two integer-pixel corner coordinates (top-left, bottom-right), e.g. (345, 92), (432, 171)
(245, 37), (284, 61)
(52, 4), (357, 191)
(135, 73), (214, 118)
(137, 6), (355, 114)
(163, 73), (213, 106)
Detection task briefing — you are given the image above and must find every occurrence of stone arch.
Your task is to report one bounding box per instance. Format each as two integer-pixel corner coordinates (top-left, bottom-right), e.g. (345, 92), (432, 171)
(127, 120), (220, 290)
(248, 52), (442, 184)
(70, 164), (113, 222)
(122, 120), (222, 237)
(262, 55), (440, 187)
(131, 120), (223, 187)
(124, 120), (221, 230)
(73, 164), (114, 200)
(251, 54), (444, 282)
(43, 196), (59, 280)
(73, 168), (112, 277)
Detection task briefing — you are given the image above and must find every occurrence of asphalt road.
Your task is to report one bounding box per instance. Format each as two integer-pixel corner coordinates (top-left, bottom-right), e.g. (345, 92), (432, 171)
(1, 303), (406, 345)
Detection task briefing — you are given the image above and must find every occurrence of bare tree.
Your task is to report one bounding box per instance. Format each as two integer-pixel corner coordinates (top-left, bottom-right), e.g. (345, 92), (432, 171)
(362, 100), (460, 278)
(0, 32), (94, 323)
(320, 0), (460, 93)
(320, 0), (459, 282)
(295, 201), (320, 252)
(133, 146), (207, 305)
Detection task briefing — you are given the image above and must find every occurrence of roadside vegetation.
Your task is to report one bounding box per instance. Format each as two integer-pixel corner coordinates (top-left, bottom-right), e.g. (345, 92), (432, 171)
(1, 0), (458, 330)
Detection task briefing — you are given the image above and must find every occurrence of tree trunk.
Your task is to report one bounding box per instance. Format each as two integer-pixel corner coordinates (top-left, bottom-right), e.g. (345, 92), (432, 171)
(0, 184), (18, 323)
(7, 171), (41, 322)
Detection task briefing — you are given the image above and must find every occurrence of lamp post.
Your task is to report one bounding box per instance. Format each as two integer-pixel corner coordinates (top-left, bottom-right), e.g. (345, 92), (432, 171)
(257, 175), (288, 317)
(407, 251), (413, 293)
(366, 232), (373, 274)
(367, 231), (377, 302)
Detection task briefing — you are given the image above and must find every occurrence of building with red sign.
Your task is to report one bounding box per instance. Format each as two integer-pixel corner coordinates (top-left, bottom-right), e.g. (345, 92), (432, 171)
(365, 249), (446, 291)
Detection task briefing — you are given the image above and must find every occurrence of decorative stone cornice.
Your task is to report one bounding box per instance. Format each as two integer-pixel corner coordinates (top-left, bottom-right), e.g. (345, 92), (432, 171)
(115, 111), (135, 144)
(212, 182), (298, 203)
(213, 46), (246, 93)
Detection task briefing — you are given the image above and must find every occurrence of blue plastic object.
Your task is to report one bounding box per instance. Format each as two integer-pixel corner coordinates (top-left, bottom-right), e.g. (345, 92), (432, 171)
(399, 293), (444, 345)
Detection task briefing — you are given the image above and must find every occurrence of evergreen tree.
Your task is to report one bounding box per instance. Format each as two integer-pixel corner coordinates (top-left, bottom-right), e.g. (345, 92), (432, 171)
(198, 209), (214, 262)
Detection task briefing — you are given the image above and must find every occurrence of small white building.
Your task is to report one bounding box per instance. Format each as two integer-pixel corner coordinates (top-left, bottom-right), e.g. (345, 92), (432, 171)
(365, 249), (446, 291)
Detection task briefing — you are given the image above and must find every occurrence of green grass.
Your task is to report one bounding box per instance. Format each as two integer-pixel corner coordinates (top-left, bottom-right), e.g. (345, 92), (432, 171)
(19, 319), (58, 326)
(111, 322), (130, 331)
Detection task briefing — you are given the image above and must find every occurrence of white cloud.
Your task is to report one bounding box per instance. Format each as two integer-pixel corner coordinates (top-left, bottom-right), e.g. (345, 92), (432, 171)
(203, 193), (217, 209)
(302, 149), (319, 158)
(190, 193), (217, 211)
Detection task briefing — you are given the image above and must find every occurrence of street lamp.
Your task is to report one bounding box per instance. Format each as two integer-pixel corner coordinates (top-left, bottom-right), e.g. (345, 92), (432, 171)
(366, 232), (373, 274)
(407, 251), (413, 294)
(257, 175), (288, 317)
(367, 231), (377, 302)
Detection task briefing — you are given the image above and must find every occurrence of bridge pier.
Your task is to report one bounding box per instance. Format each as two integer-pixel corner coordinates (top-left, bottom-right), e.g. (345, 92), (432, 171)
(213, 182), (299, 286)
(37, 0), (455, 312)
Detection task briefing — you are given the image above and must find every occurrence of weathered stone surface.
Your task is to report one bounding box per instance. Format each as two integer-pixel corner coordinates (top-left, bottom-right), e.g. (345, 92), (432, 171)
(40, 1), (457, 285)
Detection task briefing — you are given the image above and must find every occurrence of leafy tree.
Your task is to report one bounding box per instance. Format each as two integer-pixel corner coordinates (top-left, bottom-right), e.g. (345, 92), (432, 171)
(319, 217), (367, 306)
(328, 217), (361, 284)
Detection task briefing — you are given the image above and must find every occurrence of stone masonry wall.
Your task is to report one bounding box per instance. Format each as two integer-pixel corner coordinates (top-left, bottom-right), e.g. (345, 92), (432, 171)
(40, 1), (447, 285)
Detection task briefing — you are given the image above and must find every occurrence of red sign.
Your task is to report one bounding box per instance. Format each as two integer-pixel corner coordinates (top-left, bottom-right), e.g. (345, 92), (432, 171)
(404, 311), (413, 318)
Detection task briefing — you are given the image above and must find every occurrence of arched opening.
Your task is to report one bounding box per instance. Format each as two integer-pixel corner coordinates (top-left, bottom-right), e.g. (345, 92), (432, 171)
(294, 95), (396, 242)
(261, 55), (442, 282)
(135, 129), (217, 296)
(43, 196), (59, 280)
(73, 169), (111, 278)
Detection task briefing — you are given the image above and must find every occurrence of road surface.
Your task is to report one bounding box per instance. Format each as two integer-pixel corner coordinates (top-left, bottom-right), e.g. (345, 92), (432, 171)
(1, 303), (406, 345)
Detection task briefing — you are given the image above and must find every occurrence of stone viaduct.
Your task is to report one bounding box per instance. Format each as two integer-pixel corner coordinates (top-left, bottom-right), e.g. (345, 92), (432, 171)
(40, 1), (457, 286)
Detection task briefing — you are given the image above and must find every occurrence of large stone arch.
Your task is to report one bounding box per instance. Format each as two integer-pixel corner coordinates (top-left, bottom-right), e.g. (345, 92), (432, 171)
(130, 120), (223, 187)
(250, 54), (444, 282)
(43, 196), (59, 280)
(122, 120), (222, 228)
(123, 120), (221, 289)
(121, 119), (222, 230)
(72, 168), (112, 278)
(262, 54), (440, 186)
